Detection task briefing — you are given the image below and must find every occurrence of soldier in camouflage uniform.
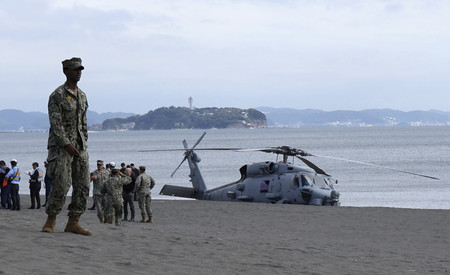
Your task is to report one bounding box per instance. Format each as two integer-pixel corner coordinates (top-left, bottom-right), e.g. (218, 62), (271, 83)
(90, 160), (109, 223)
(105, 169), (131, 226)
(135, 166), (156, 223)
(42, 57), (91, 236)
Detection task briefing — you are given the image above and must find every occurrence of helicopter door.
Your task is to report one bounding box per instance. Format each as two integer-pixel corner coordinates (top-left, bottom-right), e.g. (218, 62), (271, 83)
(269, 177), (281, 193)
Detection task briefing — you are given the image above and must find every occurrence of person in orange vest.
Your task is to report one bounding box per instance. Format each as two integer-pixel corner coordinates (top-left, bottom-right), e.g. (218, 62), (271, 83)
(28, 162), (43, 209)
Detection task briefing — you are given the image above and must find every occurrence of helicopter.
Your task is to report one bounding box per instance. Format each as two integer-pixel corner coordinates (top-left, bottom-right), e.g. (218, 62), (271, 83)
(142, 132), (439, 206)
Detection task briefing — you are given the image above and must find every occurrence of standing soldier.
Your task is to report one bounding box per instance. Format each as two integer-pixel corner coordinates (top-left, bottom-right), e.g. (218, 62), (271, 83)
(135, 166), (155, 223)
(90, 160), (109, 223)
(28, 162), (43, 209)
(41, 57), (91, 236)
(105, 169), (131, 226)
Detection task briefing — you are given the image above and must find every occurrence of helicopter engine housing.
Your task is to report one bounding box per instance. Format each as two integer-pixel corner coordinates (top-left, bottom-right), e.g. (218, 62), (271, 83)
(246, 162), (277, 177)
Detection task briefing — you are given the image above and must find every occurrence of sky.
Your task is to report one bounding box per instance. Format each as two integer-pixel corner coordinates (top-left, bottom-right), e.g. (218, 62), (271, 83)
(1, 0), (450, 115)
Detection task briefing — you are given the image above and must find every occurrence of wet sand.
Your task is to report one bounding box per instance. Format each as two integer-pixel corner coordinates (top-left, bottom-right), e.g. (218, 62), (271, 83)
(0, 195), (449, 274)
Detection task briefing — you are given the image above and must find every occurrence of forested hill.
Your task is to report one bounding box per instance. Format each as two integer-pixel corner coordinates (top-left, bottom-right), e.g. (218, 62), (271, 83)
(102, 107), (267, 130)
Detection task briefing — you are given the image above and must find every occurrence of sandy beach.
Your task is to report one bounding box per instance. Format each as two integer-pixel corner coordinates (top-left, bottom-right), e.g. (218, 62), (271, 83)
(0, 195), (449, 274)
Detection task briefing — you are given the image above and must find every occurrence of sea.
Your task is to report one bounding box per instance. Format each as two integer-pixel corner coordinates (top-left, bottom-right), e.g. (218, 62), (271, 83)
(1, 126), (449, 209)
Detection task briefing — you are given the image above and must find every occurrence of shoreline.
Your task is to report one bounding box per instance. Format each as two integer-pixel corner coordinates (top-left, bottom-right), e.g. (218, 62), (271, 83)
(1, 195), (449, 274)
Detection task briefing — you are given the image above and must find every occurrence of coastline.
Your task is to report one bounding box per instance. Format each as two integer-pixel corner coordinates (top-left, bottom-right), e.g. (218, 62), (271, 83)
(1, 195), (449, 274)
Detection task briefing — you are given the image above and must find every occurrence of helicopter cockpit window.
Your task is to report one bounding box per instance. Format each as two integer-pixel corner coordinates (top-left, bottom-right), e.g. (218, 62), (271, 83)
(301, 175), (314, 187)
(322, 178), (332, 187)
(260, 180), (269, 193)
(314, 177), (330, 189)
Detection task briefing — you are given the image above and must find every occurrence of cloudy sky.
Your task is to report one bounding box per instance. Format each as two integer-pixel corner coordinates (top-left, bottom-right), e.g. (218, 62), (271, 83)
(1, 0), (449, 114)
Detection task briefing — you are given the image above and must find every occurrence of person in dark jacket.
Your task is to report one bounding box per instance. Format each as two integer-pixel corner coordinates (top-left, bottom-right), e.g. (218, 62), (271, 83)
(0, 160), (12, 209)
(28, 162), (43, 209)
(122, 167), (136, 221)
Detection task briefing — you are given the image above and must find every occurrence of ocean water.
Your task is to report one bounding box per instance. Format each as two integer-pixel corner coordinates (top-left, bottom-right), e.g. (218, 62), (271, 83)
(1, 127), (449, 209)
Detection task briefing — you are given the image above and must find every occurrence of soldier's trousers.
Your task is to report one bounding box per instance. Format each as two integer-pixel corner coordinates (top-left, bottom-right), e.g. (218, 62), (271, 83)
(46, 149), (90, 217)
(94, 194), (105, 220)
(109, 200), (124, 225)
(138, 192), (152, 219)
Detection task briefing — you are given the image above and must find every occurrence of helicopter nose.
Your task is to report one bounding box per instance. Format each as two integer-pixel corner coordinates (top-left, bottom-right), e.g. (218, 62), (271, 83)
(331, 190), (340, 199)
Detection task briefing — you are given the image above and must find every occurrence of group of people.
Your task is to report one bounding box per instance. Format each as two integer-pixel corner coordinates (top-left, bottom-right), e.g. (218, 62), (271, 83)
(89, 160), (156, 226)
(0, 155), (156, 228)
(0, 160), (52, 211)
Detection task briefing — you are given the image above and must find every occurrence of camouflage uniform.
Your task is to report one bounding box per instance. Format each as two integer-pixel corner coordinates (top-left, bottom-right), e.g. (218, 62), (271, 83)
(135, 171), (155, 220)
(105, 174), (131, 225)
(90, 168), (109, 221)
(45, 83), (90, 217)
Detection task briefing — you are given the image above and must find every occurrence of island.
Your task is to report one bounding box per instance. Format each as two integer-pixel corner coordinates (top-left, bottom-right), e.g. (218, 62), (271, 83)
(101, 106), (267, 130)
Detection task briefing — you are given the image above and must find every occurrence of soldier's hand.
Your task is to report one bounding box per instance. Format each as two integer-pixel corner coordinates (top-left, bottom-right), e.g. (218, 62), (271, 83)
(65, 144), (80, 156)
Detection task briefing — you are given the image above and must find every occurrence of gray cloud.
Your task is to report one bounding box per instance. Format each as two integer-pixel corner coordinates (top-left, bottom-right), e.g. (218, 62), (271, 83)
(0, 0), (449, 113)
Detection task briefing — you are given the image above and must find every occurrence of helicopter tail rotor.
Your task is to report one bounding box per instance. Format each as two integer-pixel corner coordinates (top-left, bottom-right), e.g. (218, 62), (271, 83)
(170, 132), (207, 178)
(171, 155), (188, 178)
(192, 131), (206, 149)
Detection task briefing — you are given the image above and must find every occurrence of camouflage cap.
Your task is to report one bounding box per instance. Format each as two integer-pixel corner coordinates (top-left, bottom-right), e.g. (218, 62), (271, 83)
(97, 160), (104, 165)
(62, 57), (84, 70)
(111, 168), (120, 175)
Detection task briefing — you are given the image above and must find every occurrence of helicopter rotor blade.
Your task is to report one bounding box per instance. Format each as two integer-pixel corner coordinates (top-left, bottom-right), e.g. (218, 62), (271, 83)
(296, 156), (330, 176)
(192, 131), (206, 149)
(139, 147), (242, 152)
(171, 155), (187, 178)
(235, 147), (311, 157)
(312, 154), (440, 180)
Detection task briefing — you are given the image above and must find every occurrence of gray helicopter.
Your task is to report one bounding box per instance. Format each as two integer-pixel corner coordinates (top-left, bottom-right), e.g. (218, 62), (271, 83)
(145, 132), (438, 206)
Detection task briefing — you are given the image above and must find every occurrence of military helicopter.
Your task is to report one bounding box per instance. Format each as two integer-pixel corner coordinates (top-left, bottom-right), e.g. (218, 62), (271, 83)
(142, 132), (438, 206)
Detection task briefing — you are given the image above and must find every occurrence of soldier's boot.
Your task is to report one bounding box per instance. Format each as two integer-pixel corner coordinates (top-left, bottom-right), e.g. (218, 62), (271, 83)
(140, 218), (146, 223)
(146, 216), (153, 223)
(42, 215), (56, 233)
(64, 216), (92, 236)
